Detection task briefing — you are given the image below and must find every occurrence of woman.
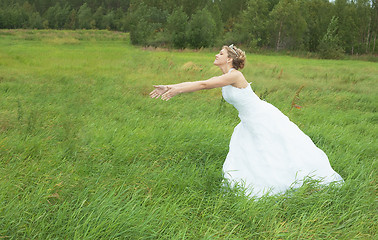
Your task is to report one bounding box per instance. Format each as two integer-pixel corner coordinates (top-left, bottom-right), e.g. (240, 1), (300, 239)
(150, 45), (343, 198)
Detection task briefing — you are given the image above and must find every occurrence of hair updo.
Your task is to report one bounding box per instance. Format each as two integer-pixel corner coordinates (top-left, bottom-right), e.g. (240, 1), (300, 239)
(223, 45), (246, 70)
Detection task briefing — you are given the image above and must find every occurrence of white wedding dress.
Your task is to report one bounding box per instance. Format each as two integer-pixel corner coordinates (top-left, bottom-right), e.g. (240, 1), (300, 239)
(222, 74), (343, 198)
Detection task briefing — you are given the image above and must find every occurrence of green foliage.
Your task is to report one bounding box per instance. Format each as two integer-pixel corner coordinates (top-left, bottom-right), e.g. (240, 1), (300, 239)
(93, 6), (106, 29)
(237, 0), (271, 49)
(269, 0), (307, 50)
(207, 2), (223, 38)
(353, 0), (371, 54)
(187, 8), (216, 48)
(318, 16), (344, 59)
(218, 0), (248, 23)
(77, 3), (94, 29)
(128, 3), (168, 46)
(0, 1), (377, 54)
(301, 0), (333, 52)
(43, 3), (71, 29)
(166, 7), (188, 49)
(103, 10), (115, 30)
(334, 0), (359, 54)
(65, 9), (78, 29)
(0, 3), (28, 28)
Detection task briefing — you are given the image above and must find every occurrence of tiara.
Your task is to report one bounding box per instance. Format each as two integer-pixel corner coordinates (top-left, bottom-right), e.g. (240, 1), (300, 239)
(229, 44), (239, 57)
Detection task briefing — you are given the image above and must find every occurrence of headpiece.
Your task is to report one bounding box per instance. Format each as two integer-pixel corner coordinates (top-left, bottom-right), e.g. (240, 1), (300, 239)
(228, 44), (239, 57)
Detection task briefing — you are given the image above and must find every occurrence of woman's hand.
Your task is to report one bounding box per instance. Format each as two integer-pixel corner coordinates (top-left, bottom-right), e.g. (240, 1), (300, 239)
(150, 85), (169, 99)
(150, 85), (180, 100)
(161, 86), (180, 101)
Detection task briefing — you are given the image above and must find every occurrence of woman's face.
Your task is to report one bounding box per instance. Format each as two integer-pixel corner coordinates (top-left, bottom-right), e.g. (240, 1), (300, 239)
(214, 48), (230, 66)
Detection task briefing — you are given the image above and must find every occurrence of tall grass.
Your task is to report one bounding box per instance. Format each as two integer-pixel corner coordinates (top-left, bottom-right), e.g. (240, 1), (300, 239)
(0, 30), (377, 239)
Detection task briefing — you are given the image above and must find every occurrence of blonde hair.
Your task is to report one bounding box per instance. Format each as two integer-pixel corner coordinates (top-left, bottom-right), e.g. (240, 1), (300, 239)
(223, 45), (246, 70)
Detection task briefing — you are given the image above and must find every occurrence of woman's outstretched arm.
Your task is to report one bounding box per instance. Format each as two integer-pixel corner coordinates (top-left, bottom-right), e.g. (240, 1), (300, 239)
(150, 71), (242, 101)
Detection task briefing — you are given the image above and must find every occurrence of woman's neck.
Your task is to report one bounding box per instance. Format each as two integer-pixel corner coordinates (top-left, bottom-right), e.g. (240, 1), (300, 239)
(220, 65), (233, 74)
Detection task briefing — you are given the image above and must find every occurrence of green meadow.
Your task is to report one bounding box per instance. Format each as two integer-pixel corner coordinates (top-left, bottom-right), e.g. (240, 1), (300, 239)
(0, 30), (377, 239)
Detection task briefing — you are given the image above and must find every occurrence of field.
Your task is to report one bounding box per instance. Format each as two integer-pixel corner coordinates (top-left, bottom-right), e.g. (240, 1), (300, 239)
(0, 30), (377, 239)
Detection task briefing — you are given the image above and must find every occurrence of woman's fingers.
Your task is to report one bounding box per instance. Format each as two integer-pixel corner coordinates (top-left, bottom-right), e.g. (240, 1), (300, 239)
(150, 85), (173, 100)
(149, 90), (158, 98)
(150, 85), (169, 99)
(161, 91), (173, 101)
(161, 93), (168, 101)
(150, 88), (163, 97)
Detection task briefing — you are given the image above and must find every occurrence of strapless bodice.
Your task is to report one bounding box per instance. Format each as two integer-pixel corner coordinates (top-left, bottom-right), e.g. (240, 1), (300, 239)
(221, 84), (262, 121)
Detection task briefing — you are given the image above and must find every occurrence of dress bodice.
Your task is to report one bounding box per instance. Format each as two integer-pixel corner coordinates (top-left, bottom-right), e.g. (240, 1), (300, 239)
(221, 84), (261, 120)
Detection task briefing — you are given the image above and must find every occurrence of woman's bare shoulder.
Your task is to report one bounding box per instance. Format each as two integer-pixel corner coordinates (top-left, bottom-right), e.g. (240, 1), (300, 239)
(230, 70), (248, 88)
(229, 69), (244, 76)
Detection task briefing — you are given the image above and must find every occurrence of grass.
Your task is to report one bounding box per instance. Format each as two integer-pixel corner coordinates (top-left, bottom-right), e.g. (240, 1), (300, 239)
(0, 29), (377, 239)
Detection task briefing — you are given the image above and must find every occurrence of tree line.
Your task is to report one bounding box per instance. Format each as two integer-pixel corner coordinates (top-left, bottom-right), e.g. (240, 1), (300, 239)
(1, 0), (377, 57)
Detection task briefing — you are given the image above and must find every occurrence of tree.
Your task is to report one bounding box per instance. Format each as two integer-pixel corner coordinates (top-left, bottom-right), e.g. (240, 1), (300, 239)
(93, 6), (105, 29)
(44, 3), (71, 29)
(29, 11), (43, 29)
(180, 0), (209, 17)
(112, 8), (127, 31)
(318, 16), (344, 59)
(269, 0), (307, 50)
(218, 0), (248, 23)
(166, 7), (188, 48)
(334, 0), (359, 54)
(219, 0), (248, 34)
(77, 3), (94, 29)
(0, 4), (29, 28)
(64, 9), (77, 29)
(372, 0), (378, 53)
(103, 10), (115, 30)
(354, 0), (372, 54)
(187, 8), (216, 48)
(207, 1), (223, 39)
(128, 2), (167, 45)
(301, 0), (333, 52)
(238, 0), (271, 49)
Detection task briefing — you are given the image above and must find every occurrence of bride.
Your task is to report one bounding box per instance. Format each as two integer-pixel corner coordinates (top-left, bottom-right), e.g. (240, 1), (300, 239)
(150, 44), (343, 198)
